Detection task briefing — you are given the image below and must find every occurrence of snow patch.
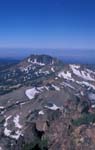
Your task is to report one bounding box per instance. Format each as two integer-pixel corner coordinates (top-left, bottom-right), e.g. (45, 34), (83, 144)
(86, 69), (95, 75)
(25, 85), (50, 100)
(70, 65), (94, 81)
(37, 87), (44, 92)
(70, 65), (82, 78)
(44, 86), (49, 91)
(20, 102), (26, 106)
(61, 82), (75, 90)
(29, 58), (45, 66)
(0, 147), (3, 150)
(25, 88), (40, 100)
(45, 104), (60, 110)
(28, 58), (31, 63)
(76, 81), (95, 90)
(81, 70), (94, 81)
(10, 130), (22, 140)
(4, 115), (12, 137)
(52, 84), (60, 91)
(58, 71), (74, 81)
(80, 91), (84, 96)
(13, 115), (22, 129)
(91, 105), (95, 108)
(0, 106), (4, 109)
(55, 77), (58, 80)
(51, 67), (55, 72)
(38, 110), (44, 115)
(4, 115), (22, 140)
(4, 115), (12, 127)
(4, 128), (11, 137)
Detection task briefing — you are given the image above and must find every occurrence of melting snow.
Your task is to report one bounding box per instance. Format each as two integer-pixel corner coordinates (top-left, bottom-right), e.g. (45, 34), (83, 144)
(10, 130), (22, 140)
(0, 106), (4, 109)
(20, 102), (26, 106)
(29, 58), (45, 66)
(70, 65), (82, 78)
(4, 115), (12, 127)
(13, 115), (22, 129)
(44, 86), (49, 91)
(80, 91), (84, 96)
(70, 65), (94, 81)
(25, 88), (40, 100)
(4, 128), (11, 137)
(39, 86), (50, 91)
(4, 115), (22, 140)
(38, 110), (44, 115)
(58, 71), (74, 81)
(76, 81), (95, 90)
(71, 65), (80, 69)
(91, 105), (95, 108)
(39, 69), (50, 75)
(52, 84), (60, 91)
(37, 87), (44, 92)
(26, 86), (50, 100)
(61, 82), (75, 90)
(81, 70), (94, 81)
(4, 115), (12, 137)
(51, 67), (55, 72)
(45, 104), (60, 110)
(86, 69), (95, 75)
(0, 147), (3, 150)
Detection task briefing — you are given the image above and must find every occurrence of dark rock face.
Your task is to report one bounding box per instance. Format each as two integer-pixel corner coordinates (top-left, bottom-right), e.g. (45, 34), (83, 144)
(0, 55), (95, 150)
(78, 101), (90, 114)
(0, 54), (62, 95)
(28, 55), (55, 65)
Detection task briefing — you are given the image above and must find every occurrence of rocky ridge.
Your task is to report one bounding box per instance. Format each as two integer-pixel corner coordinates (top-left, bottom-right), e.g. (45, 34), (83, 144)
(0, 55), (95, 150)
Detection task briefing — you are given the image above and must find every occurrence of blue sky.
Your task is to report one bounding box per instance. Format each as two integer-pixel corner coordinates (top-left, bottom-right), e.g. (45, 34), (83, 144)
(0, 0), (95, 50)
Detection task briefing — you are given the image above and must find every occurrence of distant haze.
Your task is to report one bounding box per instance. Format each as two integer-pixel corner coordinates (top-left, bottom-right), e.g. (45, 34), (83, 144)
(0, 48), (95, 64)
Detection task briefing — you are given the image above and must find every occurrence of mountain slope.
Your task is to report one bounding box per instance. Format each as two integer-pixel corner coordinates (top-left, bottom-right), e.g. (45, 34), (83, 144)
(0, 55), (95, 150)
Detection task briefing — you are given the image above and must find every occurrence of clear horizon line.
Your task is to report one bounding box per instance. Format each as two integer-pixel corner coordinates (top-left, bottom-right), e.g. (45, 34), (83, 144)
(0, 47), (95, 51)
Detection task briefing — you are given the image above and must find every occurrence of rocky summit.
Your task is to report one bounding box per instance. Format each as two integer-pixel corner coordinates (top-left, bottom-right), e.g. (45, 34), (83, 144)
(0, 55), (95, 150)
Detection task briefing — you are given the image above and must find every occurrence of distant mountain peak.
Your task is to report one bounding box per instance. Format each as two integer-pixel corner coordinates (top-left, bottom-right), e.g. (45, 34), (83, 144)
(1, 54), (95, 149)
(18, 54), (63, 68)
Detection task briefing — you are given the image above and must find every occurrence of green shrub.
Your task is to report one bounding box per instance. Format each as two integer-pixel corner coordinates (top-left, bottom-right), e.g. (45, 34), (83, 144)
(23, 138), (48, 150)
(72, 113), (95, 126)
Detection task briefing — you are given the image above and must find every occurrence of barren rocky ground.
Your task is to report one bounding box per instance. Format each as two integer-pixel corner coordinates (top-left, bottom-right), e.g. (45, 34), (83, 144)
(0, 55), (95, 150)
